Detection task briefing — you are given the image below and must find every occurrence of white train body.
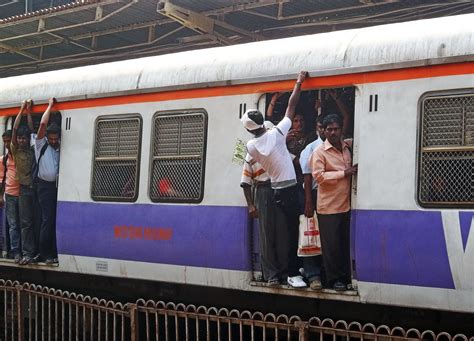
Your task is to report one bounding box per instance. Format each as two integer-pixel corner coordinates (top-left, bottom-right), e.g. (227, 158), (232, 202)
(0, 14), (473, 313)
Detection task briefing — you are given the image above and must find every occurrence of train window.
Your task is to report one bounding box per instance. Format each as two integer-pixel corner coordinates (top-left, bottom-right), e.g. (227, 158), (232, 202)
(418, 92), (474, 207)
(91, 115), (142, 202)
(149, 111), (207, 203)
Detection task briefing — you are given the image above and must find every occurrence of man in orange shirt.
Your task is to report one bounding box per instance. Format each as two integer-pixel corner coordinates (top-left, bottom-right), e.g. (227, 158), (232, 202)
(0, 130), (21, 263)
(311, 114), (357, 291)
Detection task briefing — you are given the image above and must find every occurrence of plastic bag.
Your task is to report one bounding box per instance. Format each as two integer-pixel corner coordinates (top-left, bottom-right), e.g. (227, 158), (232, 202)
(297, 213), (321, 257)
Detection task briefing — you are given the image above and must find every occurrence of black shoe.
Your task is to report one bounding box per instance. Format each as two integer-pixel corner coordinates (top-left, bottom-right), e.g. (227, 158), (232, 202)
(333, 281), (346, 291)
(19, 255), (39, 265)
(45, 258), (58, 265)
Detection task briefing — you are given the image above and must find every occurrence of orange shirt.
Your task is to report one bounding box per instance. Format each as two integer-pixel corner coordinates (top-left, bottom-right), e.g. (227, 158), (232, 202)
(0, 153), (20, 197)
(311, 139), (352, 214)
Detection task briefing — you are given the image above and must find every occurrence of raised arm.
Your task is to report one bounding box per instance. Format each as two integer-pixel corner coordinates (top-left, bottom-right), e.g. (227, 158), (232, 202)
(37, 97), (55, 139)
(285, 71), (308, 121)
(12, 100), (27, 147)
(328, 90), (351, 137)
(26, 99), (34, 132)
(266, 92), (283, 118)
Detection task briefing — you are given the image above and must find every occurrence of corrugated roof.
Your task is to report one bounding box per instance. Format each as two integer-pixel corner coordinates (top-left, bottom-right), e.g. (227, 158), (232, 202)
(1, 0), (473, 78)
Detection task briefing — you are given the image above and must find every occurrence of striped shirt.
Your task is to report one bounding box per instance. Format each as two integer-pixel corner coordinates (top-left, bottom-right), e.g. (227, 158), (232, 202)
(240, 153), (270, 186)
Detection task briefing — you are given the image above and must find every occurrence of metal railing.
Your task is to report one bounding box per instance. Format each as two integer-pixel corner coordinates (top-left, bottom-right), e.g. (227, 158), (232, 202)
(1, 279), (472, 341)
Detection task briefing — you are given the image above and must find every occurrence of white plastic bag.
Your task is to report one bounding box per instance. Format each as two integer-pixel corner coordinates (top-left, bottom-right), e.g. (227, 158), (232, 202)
(297, 212), (321, 257)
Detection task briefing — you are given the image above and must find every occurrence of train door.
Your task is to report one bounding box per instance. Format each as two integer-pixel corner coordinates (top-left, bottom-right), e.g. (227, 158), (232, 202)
(253, 87), (356, 290)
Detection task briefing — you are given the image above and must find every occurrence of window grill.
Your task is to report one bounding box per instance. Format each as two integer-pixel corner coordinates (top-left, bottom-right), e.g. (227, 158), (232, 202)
(419, 93), (474, 206)
(150, 111), (207, 203)
(91, 116), (142, 201)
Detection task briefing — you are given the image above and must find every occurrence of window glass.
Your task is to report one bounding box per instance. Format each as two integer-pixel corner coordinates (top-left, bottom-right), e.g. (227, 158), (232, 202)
(419, 93), (474, 206)
(150, 111), (207, 203)
(91, 115), (142, 201)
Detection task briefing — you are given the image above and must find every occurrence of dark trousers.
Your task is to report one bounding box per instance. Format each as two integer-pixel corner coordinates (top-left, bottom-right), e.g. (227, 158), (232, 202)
(5, 194), (20, 256)
(317, 211), (351, 285)
(255, 184), (288, 281)
(274, 185), (300, 277)
(37, 180), (58, 259)
(19, 185), (37, 258)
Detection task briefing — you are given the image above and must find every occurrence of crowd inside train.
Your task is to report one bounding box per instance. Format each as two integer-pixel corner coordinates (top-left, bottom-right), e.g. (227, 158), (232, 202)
(1, 98), (60, 265)
(240, 71), (356, 291)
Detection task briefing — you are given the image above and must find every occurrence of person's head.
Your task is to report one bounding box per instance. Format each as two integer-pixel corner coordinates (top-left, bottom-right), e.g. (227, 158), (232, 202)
(2, 130), (12, 151)
(322, 114), (343, 146)
(46, 122), (61, 149)
(16, 126), (30, 149)
(292, 114), (305, 132)
(241, 109), (265, 135)
(315, 115), (325, 141)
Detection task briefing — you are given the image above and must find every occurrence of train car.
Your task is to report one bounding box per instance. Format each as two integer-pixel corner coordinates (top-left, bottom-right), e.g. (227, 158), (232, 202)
(0, 13), (473, 314)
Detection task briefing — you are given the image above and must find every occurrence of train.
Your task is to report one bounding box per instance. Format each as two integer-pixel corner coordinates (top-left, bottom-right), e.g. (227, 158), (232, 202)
(0, 13), (473, 315)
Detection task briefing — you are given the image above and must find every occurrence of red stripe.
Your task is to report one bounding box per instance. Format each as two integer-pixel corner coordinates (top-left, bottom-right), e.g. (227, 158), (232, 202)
(1, 61), (473, 116)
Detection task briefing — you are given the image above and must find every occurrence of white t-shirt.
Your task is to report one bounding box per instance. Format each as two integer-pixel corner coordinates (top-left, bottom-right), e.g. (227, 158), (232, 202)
(246, 117), (296, 189)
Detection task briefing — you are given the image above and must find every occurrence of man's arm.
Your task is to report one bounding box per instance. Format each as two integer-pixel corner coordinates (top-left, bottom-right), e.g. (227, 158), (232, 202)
(303, 174), (314, 218)
(328, 90), (351, 137)
(26, 99), (34, 132)
(242, 185), (258, 219)
(12, 100), (27, 147)
(312, 149), (356, 185)
(37, 97), (55, 139)
(284, 71), (308, 121)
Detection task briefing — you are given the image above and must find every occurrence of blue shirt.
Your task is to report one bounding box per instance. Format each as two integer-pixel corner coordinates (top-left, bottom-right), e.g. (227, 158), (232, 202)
(299, 137), (323, 190)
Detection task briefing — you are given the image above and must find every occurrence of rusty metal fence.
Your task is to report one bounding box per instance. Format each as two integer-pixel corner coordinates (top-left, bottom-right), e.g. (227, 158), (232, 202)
(1, 279), (472, 341)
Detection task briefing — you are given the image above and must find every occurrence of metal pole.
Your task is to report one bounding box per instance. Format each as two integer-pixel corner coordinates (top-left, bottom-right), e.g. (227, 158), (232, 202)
(25, 0), (32, 13)
(16, 284), (24, 341)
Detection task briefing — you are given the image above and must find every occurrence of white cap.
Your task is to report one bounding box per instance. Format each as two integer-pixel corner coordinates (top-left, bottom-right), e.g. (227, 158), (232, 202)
(241, 109), (264, 131)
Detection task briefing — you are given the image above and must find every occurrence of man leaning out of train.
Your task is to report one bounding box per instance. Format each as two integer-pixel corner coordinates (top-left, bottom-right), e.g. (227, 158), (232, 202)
(12, 100), (39, 265)
(0, 129), (21, 263)
(241, 71), (309, 288)
(35, 98), (60, 265)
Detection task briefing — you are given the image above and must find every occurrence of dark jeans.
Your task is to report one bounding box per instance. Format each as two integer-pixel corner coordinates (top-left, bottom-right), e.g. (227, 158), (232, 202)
(19, 185), (37, 258)
(37, 179), (58, 260)
(255, 184), (288, 281)
(5, 194), (20, 256)
(317, 211), (351, 286)
(273, 184), (301, 277)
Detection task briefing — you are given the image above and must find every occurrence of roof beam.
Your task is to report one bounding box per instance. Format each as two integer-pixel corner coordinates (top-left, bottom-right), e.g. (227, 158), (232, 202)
(158, 1), (263, 45)
(0, 0), (138, 42)
(158, 1), (231, 45)
(244, 0), (400, 20)
(0, 41), (38, 60)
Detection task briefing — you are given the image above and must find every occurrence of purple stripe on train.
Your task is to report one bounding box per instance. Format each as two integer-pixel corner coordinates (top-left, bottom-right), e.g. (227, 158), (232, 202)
(56, 201), (251, 271)
(57, 202), (471, 289)
(353, 209), (456, 289)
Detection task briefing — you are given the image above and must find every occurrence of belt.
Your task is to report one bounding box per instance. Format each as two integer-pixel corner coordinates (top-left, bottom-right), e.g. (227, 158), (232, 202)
(254, 180), (271, 187)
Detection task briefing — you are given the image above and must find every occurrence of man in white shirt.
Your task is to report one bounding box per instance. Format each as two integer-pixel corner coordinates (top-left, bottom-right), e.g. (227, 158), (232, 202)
(241, 71), (308, 288)
(35, 98), (60, 265)
(241, 121), (288, 286)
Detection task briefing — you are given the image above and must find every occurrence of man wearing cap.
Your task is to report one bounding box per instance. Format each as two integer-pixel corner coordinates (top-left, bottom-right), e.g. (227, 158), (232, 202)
(241, 71), (308, 288)
(241, 121), (288, 286)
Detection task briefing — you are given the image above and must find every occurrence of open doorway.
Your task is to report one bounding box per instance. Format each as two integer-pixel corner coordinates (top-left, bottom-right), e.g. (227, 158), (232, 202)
(250, 86), (356, 292)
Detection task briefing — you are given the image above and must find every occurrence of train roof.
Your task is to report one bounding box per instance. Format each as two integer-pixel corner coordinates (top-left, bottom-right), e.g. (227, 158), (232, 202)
(1, 13), (473, 107)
